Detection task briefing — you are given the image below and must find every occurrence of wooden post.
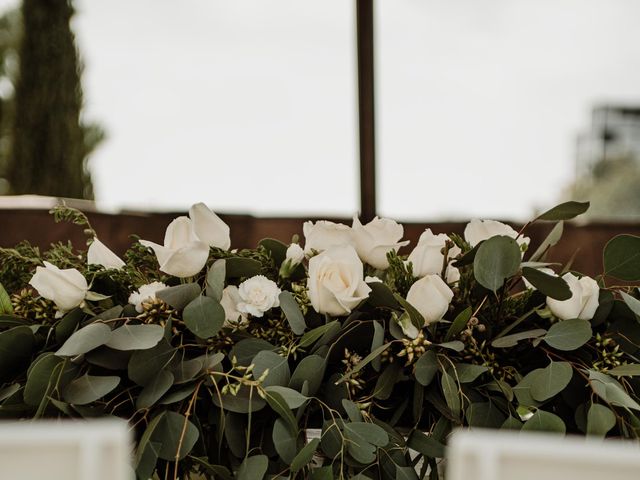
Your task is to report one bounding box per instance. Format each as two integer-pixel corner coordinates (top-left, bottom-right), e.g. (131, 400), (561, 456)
(356, 0), (376, 222)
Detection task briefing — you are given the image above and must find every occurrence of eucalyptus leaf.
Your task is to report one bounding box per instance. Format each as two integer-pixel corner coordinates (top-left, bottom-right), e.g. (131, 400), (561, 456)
(291, 438), (320, 472)
(56, 323), (112, 357)
(128, 340), (177, 386)
(106, 324), (164, 351)
(63, 374), (120, 405)
(0, 283), (13, 314)
(522, 410), (566, 433)
(466, 402), (506, 428)
(445, 307), (472, 342)
(587, 403), (616, 436)
(406, 430), (445, 458)
(367, 281), (400, 309)
(529, 361), (573, 402)
(373, 362), (401, 400)
(441, 370), (461, 418)
(265, 389), (297, 434)
(183, 295), (224, 339)
(396, 466), (419, 480)
(259, 238), (288, 266)
(535, 201), (589, 221)
(343, 422), (388, 464)
(156, 283), (201, 310)
(0, 326), (34, 382)
(414, 350), (438, 386)
(290, 355), (325, 395)
(299, 321), (339, 348)
(205, 259), (225, 301)
(136, 370), (174, 409)
(529, 221), (564, 262)
(252, 350), (290, 387)
(339, 342), (392, 383)
(608, 364), (640, 377)
(272, 418), (298, 464)
(152, 410), (199, 461)
(589, 370), (640, 411)
(279, 291), (306, 335)
(449, 363), (489, 383)
(473, 236), (521, 292)
(229, 338), (275, 366)
(55, 308), (83, 344)
(371, 320), (384, 372)
(603, 234), (640, 281)
(620, 291), (640, 317)
(543, 319), (592, 351)
(225, 257), (262, 278)
(522, 267), (571, 300)
(210, 384), (266, 413)
(492, 329), (547, 348)
(264, 386), (308, 408)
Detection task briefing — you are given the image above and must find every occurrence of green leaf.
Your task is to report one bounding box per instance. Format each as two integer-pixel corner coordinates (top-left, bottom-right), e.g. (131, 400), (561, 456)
(291, 438), (320, 472)
(279, 291), (306, 335)
(620, 291), (640, 317)
(414, 350), (438, 386)
(529, 361), (573, 402)
(608, 364), (640, 377)
(152, 410), (199, 461)
(259, 238), (288, 266)
(128, 340), (176, 386)
(445, 307), (472, 341)
(205, 259), (226, 301)
(435, 341), (464, 352)
(56, 323), (112, 357)
(264, 386), (308, 408)
(367, 281), (400, 309)
(252, 350), (291, 387)
(603, 234), (640, 281)
(225, 257), (262, 278)
(55, 308), (83, 344)
(395, 294), (426, 330)
(24, 353), (63, 406)
(343, 422), (388, 463)
(183, 295), (225, 339)
(229, 338), (275, 366)
(589, 370), (640, 411)
(371, 320), (384, 372)
(466, 402), (506, 428)
(492, 329), (547, 348)
(137, 370), (174, 409)
(106, 324), (164, 351)
(473, 236), (522, 292)
(299, 321), (339, 348)
(212, 386), (266, 414)
(396, 466), (419, 480)
(501, 416), (522, 430)
(587, 403), (616, 436)
(272, 418), (298, 464)
(449, 363), (489, 383)
(342, 399), (363, 422)
(513, 371), (542, 408)
(522, 410), (566, 433)
(529, 221), (564, 262)
(289, 355), (325, 395)
(406, 430), (445, 458)
(441, 370), (461, 418)
(156, 283), (201, 310)
(63, 374), (120, 405)
(373, 362), (401, 400)
(543, 319), (592, 351)
(265, 389), (297, 434)
(159, 385), (196, 405)
(0, 283), (13, 315)
(522, 267), (571, 300)
(536, 201), (590, 221)
(0, 326), (34, 382)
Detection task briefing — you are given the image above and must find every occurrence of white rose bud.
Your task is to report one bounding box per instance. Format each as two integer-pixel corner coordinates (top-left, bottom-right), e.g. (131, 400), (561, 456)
(406, 274), (454, 325)
(189, 202), (231, 250)
(546, 272), (599, 321)
(352, 216), (410, 270)
(307, 245), (372, 317)
(87, 237), (125, 270)
(29, 262), (88, 317)
(140, 216), (210, 278)
(236, 275), (281, 318)
(128, 281), (168, 313)
(220, 285), (249, 327)
(286, 243), (305, 265)
(407, 229), (461, 283)
(464, 219), (530, 251)
(303, 220), (353, 254)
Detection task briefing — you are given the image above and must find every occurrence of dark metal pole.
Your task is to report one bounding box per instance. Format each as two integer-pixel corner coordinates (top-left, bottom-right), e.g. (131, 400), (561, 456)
(356, 0), (376, 222)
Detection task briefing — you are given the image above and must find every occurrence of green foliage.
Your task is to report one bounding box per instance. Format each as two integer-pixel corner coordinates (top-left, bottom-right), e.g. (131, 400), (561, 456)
(0, 204), (638, 479)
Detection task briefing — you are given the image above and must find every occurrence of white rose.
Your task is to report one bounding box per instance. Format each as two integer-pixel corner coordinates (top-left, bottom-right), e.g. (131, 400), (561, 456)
(189, 202), (231, 250)
(523, 267), (555, 290)
(307, 245), (372, 316)
(87, 238), (125, 270)
(220, 285), (249, 327)
(236, 275), (281, 318)
(406, 274), (454, 325)
(29, 262), (88, 317)
(464, 219), (530, 251)
(365, 275), (382, 283)
(407, 229), (461, 283)
(546, 272), (599, 321)
(303, 220), (353, 254)
(128, 281), (168, 313)
(352, 216), (410, 270)
(140, 216), (210, 278)
(285, 243), (305, 265)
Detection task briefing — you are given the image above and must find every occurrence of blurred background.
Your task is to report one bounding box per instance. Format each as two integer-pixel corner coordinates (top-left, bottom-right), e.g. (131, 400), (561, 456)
(0, 0), (639, 273)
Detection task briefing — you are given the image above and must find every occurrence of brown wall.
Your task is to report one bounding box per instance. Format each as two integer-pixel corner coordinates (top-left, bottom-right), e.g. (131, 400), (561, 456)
(1, 209), (639, 277)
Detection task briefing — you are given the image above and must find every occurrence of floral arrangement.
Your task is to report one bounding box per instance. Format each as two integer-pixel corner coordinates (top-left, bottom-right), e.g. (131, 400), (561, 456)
(0, 201), (639, 480)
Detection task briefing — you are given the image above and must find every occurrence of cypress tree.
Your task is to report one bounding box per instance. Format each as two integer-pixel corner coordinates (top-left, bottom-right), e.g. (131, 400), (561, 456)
(7, 0), (98, 199)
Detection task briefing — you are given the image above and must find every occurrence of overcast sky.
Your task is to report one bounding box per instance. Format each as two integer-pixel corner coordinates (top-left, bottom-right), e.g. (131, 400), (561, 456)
(4, 0), (640, 220)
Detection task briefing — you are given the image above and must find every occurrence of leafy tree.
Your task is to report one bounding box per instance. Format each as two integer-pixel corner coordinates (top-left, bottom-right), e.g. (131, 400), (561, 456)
(6, 0), (103, 200)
